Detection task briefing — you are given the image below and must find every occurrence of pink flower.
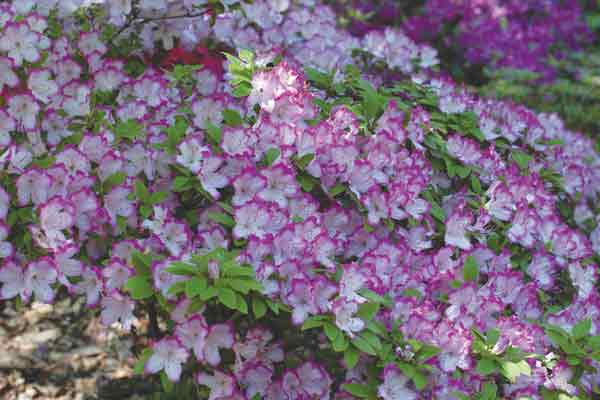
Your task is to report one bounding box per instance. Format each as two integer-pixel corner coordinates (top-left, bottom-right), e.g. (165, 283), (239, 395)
(197, 370), (236, 400)
(40, 196), (76, 233)
(74, 266), (103, 307)
(102, 260), (133, 292)
(24, 258), (58, 303)
(378, 365), (416, 400)
(7, 94), (40, 131)
(100, 292), (136, 330)
(286, 279), (317, 325)
(333, 299), (364, 338)
(444, 209), (473, 250)
(0, 260), (26, 301)
(198, 323), (235, 366)
(0, 23), (40, 66)
(145, 338), (189, 382)
(175, 315), (209, 360)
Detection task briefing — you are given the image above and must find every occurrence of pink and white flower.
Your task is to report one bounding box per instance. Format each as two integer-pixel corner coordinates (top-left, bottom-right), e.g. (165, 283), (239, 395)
(145, 337), (189, 382)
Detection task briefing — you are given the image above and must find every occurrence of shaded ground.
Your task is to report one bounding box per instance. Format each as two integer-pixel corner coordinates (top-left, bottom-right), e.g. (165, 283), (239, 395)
(0, 298), (153, 400)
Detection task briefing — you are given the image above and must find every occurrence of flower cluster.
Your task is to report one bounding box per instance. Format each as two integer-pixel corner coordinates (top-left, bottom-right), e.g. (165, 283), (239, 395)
(0, 1), (599, 399)
(402, 0), (591, 79)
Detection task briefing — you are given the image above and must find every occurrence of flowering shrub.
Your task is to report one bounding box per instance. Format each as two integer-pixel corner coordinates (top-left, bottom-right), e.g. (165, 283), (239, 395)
(401, 0), (592, 81)
(0, 1), (599, 399)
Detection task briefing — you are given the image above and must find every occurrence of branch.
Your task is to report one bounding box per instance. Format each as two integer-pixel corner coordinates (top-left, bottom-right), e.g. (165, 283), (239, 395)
(107, 11), (207, 46)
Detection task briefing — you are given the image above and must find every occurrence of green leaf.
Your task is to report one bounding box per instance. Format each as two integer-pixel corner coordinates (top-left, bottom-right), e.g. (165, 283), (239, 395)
(416, 344), (441, 362)
(296, 173), (316, 192)
(173, 176), (192, 192)
(149, 191), (167, 205)
(357, 288), (385, 304)
(352, 336), (377, 355)
(238, 49), (255, 64)
(124, 276), (154, 300)
(324, 322), (341, 342)
(114, 119), (144, 142)
(470, 174), (482, 193)
(199, 286), (218, 301)
(165, 116), (188, 153)
(512, 151), (533, 170)
(235, 293), (248, 314)
(480, 382), (497, 400)
(341, 383), (372, 398)
(332, 330), (349, 352)
(463, 255), (479, 282)
(207, 212), (235, 228)
(131, 251), (152, 277)
(588, 335), (600, 351)
(135, 180), (150, 203)
(429, 201), (446, 222)
(400, 288), (423, 299)
(501, 360), (531, 383)
(221, 263), (256, 278)
(252, 297), (267, 319)
(305, 67), (332, 89)
(218, 287), (237, 309)
(329, 183), (346, 197)
(167, 281), (186, 295)
(223, 108), (244, 126)
(165, 261), (197, 276)
(232, 82), (252, 98)
(486, 328), (500, 347)
(357, 301), (380, 321)
(217, 201), (234, 214)
(344, 346), (360, 369)
(356, 79), (385, 122)
(205, 121), (222, 146)
(160, 371), (174, 392)
(103, 171), (127, 192)
(360, 331), (382, 351)
(262, 148), (280, 167)
(139, 204), (152, 218)
(476, 358), (498, 376)
(455, 165), (471, 179)
(294, 153), (315, 170)
(572, 318), (591, 340)
(133, 348), (153, 375)
(223, 278), (263, 294)
(412, 370), (428, 391)
(301, 316), (326, 331)
(185, 276), (207, 298)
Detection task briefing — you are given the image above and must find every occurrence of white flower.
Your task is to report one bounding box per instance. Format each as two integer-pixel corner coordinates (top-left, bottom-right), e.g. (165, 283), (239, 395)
(107, 0), (132, 24)
(333, 299), (364, 338)
(14, 0), (36, 14)
(24, 259), (57, 303)
(0, 57), (19, 93)
(140, 0), (167, 13)
(198, 324), (235, 366)
(444, 211), (472, 250)
(0, 261), (26, 300)
(145, 338), (189, 382)
(101, 293), (136, 330)
(7, 94), (39, 131)
(197, 370), (235, 400)
(176, 139), (208, 174)
(28, 69), (59, 103)
(568, 262), (595, 299)
(378, 366), (417, 400)
(0, 23), (40, 66)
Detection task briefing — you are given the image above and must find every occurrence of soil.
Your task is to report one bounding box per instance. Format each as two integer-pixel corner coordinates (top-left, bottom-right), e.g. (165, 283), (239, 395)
(0, 297), (153, 400)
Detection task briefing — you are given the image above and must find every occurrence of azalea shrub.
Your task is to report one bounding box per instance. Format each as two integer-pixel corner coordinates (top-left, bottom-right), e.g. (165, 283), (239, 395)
(0, 1), (600, 400)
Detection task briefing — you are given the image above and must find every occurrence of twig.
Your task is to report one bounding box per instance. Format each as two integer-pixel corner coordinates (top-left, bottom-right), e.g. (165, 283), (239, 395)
(107, 11), (207, 46)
